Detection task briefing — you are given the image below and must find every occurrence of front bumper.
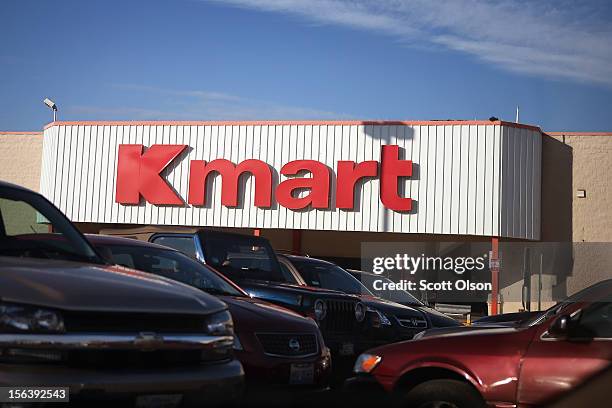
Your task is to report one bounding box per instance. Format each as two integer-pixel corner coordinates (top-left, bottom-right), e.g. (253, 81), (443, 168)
(237, 348), (331, 389)
(343, 374), (395, 405)
(344, 374), (386, 393)
(0, 332), (243, 401)
(0, 359), (244, 397)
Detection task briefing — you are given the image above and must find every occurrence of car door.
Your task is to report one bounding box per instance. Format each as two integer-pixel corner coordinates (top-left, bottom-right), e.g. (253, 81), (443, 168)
(517, 293), (612, 406)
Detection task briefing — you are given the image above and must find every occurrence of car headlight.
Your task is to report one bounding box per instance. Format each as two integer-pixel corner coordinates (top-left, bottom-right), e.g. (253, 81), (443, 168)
(367, 306), (391, 328)
(314, 299), (327, 321)
(205, 310), (234, 336)
(0, 303), (65, 333)
(354, 353), (382, 374)
(355, 302), (366, 322)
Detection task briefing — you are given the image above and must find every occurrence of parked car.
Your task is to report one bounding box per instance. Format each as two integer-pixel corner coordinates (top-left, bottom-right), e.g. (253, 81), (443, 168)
(86, 234), (331, 390)
(278, 256), (461, 351)
(345, 279), (612, 408)
(99, 227), (367, 359)
(0, 181), (243, 406)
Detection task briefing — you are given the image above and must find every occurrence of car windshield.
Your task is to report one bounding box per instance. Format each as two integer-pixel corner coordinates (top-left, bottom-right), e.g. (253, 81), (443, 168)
(95, 244), (245, 297)
(290, 258), (372, 295)
(356, 273), (424, 305)
(0, 186), (103, 264)
(523, 280), (612, 327)
(200, 234), (290, 283)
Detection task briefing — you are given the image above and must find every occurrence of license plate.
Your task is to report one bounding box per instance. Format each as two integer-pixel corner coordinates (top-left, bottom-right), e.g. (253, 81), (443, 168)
(290, 363), (315, 385)
(135, 394), (183, 408)
(339, 342), (355, 356)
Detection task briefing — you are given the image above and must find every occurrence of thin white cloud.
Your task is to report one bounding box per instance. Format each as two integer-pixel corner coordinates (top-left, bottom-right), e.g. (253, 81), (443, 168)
(205, 0), (612, 86)
(67, 85), (347, 120)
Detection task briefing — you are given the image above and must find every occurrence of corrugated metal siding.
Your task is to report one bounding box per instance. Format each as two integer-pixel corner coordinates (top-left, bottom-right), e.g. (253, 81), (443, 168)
(40, 123), (542, 239)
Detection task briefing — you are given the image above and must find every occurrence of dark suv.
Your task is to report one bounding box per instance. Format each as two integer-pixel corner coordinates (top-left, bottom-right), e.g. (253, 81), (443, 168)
(100, 227), (368, 359)
(278, 255), (461, 350)
(0, 181), (243, 405)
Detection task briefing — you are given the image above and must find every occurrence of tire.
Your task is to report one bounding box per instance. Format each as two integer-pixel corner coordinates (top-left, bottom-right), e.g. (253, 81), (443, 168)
(403, 379), (486, 408)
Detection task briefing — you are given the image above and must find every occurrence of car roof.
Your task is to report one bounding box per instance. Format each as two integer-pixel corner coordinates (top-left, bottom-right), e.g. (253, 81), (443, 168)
(346, 269), (377, 277)
(200, 229), (272, 244)
(85, 234), (178, 251)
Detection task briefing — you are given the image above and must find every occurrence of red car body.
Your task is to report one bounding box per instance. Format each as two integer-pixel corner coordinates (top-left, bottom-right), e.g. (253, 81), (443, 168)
(348, 279), (612, 407)
(86, 234), (331, 390)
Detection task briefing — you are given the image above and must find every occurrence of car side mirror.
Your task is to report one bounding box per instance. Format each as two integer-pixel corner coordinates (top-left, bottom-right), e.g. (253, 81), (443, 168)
(548, 315), (570, 337)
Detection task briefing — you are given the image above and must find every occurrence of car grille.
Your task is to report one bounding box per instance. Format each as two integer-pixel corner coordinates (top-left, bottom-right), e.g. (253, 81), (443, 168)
(66, 350), (206, 368)
(63, 311), (206, 333)
(256, 333), (318, 357)
(319, 299), (358, 333)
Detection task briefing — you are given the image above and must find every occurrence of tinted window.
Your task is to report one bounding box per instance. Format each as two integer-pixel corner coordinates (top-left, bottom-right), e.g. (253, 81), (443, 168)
(291, 259), (371, 295)
(152, 236), (198, 257)
(200, 234), (289, 283)
(279, 260), (301, 283)
(99, 244), (244, 297)
(527, 281), (612, 327)
(576, 294), (612, 338)
(0, 188), (101, 264)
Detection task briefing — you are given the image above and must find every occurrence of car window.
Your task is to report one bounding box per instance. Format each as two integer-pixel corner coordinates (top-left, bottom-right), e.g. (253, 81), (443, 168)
(290, 259), (371, 295)
(576, 294), (612, 339)
(0, 188), (102, 264)
(99, 244), (245, 297)
(110, 252), (136, 268)
(200, 234), (289, 283)
(279, 259), (301, 283)
(359, 274), (423, 305)
(526, 281), (612, 327)
(152, 235), (198, 257)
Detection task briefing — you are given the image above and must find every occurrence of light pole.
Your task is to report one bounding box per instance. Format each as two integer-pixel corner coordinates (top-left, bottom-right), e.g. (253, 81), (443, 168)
(43, 98), (58, 122)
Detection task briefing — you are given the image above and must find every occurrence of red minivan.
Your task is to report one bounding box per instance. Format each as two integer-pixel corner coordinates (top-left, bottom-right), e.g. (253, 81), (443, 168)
(346, 279), (612, 408)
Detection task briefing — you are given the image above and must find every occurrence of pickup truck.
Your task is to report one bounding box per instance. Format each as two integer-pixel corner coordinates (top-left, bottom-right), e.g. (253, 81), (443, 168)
(346, 279), (612, 408)
(99, 227), (369, 359)
(0, 181), (243, 406)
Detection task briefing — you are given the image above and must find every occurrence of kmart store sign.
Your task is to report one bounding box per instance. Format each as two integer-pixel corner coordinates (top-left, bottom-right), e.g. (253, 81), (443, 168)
(40, 120), (542, 239)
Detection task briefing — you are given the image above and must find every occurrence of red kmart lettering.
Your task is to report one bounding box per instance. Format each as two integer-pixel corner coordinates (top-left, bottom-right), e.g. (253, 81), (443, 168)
(115, 144), (413, 211)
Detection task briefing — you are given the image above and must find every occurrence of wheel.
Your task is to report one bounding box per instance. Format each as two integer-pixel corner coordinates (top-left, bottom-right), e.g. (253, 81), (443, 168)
(403, 379), (486, 408)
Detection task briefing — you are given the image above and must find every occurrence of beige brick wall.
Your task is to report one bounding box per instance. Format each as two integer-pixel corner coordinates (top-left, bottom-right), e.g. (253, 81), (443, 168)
(0, 132), (43, 192)
(499, 133), (612, 313)
(558, 135), (612, 242)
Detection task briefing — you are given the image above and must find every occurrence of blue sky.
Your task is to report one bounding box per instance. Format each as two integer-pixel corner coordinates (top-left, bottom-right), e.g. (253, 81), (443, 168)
(1, 0), (611, 131)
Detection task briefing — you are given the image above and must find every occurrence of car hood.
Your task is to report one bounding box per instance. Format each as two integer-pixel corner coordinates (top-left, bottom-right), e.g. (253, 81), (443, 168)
(416, 325), (522, 339)
(239, 279), (351, 296)
(360, 295), (422, 315)
(239, 279), (361, 301)
(0, 256), (227, 315)
(220, 295), (318, 333)
(359, 296), (460, 326)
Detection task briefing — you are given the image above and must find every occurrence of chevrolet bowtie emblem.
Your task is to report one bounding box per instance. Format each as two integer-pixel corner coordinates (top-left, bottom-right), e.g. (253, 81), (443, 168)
(134, 332), (164, 351)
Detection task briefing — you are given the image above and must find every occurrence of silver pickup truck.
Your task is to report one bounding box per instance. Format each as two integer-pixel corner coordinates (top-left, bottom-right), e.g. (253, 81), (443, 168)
(0, 181), (243, 406)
